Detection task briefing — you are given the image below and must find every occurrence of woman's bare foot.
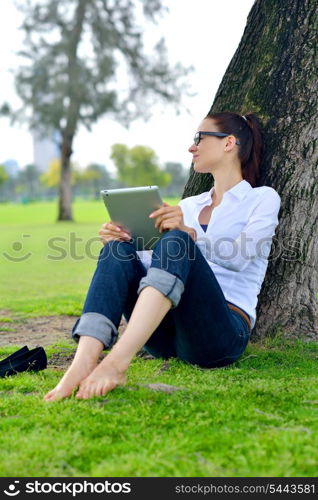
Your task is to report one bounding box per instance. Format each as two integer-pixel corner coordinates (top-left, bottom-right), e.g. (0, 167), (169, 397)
(75, 358), (127, 400)
(44, 336), (105, 402)
(44, 358), (98, 401)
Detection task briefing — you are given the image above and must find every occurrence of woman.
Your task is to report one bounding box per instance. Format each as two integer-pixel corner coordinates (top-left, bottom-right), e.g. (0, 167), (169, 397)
(44, 111), (281, 401)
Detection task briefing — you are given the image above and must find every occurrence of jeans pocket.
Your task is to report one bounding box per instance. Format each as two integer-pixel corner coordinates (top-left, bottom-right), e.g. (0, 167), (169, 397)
(238, 327), (250, 340)
(227, 311), (250, 358)
(231, 311), (250, 337)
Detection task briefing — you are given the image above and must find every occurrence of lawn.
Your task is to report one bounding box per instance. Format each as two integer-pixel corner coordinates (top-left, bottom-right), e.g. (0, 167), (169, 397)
(0, 200), (317, 477)
(0, 198), (179, 315)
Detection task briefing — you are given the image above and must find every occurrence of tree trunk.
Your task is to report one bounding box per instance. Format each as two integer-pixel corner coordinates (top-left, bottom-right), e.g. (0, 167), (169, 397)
(58, 133), (73, 221)
(182, 0), (318, 340)
(57, 0), (86, 221)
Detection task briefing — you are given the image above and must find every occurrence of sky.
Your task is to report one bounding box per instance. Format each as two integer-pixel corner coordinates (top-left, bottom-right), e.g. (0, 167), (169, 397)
(0, 0), (255, 172)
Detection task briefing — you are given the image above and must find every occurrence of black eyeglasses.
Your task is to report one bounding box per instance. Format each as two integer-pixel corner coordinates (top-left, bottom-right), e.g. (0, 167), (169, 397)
(194, 131), (240, 146)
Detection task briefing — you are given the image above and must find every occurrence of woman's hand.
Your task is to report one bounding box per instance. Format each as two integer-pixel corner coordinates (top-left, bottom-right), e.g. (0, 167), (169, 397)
(149, 203), (197, 240)
(99, 221), (131, 245)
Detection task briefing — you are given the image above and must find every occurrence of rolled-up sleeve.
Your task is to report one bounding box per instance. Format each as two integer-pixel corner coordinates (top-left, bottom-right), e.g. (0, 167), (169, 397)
(207, 190), (281, 272)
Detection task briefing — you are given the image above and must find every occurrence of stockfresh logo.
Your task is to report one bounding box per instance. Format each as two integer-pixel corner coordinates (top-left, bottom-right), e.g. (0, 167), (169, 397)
(3, 481), (20, 496)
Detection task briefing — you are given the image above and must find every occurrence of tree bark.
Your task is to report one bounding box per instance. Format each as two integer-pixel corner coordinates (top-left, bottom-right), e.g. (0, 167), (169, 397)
(183, 0), (318, 340)
(58, 132), (73, 220)
(57, 0), (86, 221)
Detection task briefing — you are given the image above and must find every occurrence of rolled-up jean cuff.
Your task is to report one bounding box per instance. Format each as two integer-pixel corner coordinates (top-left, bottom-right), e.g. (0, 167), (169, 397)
(71, 312), (118, 349)
(137, 267), (184, 308)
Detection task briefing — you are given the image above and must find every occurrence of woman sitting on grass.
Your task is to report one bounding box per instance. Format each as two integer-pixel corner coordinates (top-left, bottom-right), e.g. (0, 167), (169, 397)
(44, 111), (281, 401)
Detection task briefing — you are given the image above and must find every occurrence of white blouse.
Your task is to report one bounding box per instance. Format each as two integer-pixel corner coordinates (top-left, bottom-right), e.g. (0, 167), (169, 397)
(138, 179), (281, 331)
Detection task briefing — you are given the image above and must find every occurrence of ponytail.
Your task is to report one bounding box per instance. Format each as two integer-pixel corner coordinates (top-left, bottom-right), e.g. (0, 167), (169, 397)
(205, 111), (263, 187)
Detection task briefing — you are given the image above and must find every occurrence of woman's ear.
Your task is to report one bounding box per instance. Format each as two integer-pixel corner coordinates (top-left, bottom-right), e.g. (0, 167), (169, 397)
(224, 135), (236, 152)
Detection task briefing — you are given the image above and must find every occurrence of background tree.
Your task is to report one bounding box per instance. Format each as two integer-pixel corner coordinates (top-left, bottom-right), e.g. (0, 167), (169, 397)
(75, 163), (116, 198)
(162, 161), (188, 197)
(183, 0), (317, 340)
(40, 159), (79, 191)
(0, 165), (34, 202)
(4, 0), (190, 221)
(0, 165), (8, 188)
(18, 164), (40, 200)
(0, 165), (9, 201)
(40, 159), (63, 191)
(111, 144), (170, 188)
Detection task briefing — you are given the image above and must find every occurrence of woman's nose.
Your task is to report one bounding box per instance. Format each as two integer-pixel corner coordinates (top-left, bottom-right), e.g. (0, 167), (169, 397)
(188, 143), (197, 153)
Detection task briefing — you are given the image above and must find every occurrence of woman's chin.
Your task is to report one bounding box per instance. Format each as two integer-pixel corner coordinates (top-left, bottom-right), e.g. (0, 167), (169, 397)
(193, 164), (205, 173)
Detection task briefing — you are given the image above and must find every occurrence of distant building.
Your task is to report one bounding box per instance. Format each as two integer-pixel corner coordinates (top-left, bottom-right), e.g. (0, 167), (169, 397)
(33, 130), (60, 172)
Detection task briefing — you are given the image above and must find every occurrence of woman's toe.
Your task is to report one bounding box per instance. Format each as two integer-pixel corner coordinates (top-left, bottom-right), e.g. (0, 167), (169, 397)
(44, 388), (59, 401)
(75, 384), (86, 399)
(78, 388), (90, 399)
(77, 381), (97, 399)
(100, 385), (106, 397)
(43, 392), (53, 401)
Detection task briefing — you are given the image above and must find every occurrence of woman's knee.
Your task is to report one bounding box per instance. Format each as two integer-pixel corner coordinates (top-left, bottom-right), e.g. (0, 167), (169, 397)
(161, 229), (191, 241)
(98, 240), (137, 265)
(154, 229), (195, 261)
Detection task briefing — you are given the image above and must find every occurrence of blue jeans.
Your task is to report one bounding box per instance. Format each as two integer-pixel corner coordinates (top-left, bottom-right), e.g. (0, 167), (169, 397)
(72, 230), (251, 368)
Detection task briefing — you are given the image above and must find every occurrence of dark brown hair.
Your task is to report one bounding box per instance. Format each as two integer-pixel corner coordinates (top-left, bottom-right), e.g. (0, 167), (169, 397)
(205, 111), (263, 187)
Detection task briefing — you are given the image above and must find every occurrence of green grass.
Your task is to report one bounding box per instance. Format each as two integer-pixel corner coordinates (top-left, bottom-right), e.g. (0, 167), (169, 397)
(0, 339), (317, 477)
(0, 200), (317, 477)
(0, 199), (179, 315)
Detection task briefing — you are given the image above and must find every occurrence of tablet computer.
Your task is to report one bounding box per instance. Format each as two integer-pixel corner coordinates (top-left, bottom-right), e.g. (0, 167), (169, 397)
(101, 186), (166, 250)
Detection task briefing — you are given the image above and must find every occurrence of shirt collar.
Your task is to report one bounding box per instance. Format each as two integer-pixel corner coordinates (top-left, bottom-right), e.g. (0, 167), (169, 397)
(197, 179), (252, 204)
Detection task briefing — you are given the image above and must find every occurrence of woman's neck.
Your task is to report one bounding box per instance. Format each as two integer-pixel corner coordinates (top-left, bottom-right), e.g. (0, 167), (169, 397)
(212, 174), (244, 205)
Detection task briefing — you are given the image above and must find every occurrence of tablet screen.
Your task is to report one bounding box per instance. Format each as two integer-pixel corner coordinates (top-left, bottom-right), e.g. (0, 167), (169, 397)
(101, 186), (166, 250)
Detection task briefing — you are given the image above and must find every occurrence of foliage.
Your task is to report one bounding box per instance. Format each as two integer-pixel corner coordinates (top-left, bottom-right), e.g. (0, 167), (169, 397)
(10, 0), (190, 131)
(40, 159), (78, 187)
(0, 165), (8, 188)
(0, 164), (44, 202)
(39, 160), (115, 195)
(75, 163), (118, 198)
(0, 151), (185, 202)
(162, 162), (189, 197)
(40, 159), (62, 188)
(111, 143), (171, 187)
(79, 165), (102, 183)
